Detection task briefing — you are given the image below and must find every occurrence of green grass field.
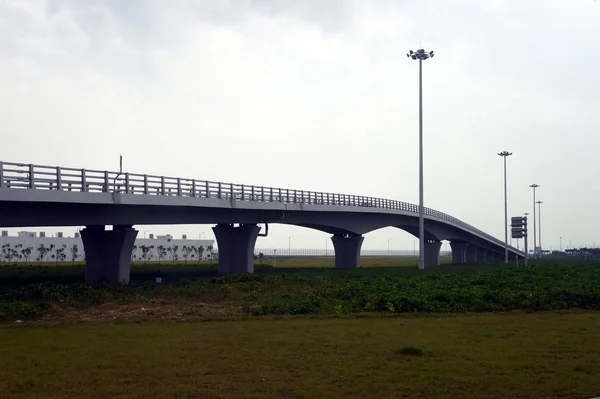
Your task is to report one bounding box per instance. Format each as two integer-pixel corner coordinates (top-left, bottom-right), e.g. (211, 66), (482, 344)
(1, 312), (599, 398)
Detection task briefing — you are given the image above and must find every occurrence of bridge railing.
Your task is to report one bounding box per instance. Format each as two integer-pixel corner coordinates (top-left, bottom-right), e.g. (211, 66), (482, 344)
(0, 161), (512, 250)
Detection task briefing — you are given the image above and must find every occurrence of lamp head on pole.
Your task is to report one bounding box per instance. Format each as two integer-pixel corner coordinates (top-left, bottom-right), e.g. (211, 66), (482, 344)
(497, 150), (512, 157)
(529, 184), (539, 188)
(407, 48), (434, 60)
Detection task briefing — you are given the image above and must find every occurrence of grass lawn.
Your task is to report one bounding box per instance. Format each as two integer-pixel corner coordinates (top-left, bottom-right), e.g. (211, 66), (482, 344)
(1, 312), (599, 399)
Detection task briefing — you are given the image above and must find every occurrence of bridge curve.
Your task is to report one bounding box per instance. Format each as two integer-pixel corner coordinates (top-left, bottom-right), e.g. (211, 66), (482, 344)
(0, 161), (524, 282)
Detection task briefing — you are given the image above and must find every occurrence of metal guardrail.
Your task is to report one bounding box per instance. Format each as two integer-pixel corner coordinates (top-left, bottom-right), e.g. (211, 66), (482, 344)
(0, 161), (516, 251)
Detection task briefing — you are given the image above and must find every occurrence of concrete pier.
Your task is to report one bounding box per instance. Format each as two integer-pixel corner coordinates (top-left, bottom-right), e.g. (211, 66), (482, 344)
(212, 224), (261, 273)
(331, 234), (364, 269)
(450, 241), (469, 264)
(424, 240), (442, 267)
(81, 225), (138, 284)
(465, 245), (479, 263)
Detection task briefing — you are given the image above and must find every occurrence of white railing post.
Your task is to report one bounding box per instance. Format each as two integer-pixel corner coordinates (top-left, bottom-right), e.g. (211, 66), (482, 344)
(56, 166), (62, 191)
(143, 175), (148, 195)
(287, 189), (290, 202)
(81, 169), (87, 192)
(103, 171), (109, 192)
(261, 186), (265, 202)
(28, 164), (35, 189)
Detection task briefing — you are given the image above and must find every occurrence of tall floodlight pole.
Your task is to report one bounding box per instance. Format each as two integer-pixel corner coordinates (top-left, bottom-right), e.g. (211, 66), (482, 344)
(498, 151), (512, 263)
(407, 48), (434, 270)
(529, 184), (539, 258)
(537, 201), (543, 258)
(560, 236), (562, 252)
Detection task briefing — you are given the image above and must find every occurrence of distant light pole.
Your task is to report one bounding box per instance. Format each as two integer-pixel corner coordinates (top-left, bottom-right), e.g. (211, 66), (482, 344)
(529, 184), (539, 258)
(407, 48), (434, 270)
(536, 200), (543, 258)
(498, 150), (512, 263)
(387, 237), (393, 257)
(560, 236), (562, 252)
(288, 235), (295, 256)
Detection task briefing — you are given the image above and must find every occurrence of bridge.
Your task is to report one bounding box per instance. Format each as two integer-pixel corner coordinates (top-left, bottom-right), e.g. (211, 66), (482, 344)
(0, 161), (524, 283)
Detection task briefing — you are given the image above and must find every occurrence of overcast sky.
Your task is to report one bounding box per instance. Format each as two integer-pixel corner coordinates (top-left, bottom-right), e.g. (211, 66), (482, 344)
(2, 0), (599, 251)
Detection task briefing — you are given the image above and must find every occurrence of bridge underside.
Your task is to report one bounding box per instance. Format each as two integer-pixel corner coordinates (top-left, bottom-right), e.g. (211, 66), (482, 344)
(76, 223), (515, 284)
(0, 198), (524, 283)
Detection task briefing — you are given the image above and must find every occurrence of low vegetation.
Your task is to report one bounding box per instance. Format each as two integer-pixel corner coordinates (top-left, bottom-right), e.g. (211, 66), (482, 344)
(1, 258), (599, 322)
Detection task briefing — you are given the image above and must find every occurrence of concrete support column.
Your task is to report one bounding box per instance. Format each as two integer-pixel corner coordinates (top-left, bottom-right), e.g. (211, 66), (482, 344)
(81, 225), (138, 284)
(424, 240), (442, 267)
(477, 248), (488, 263)
(331, 234), (364, 269)
(465, 245), (478, 263)
(212, 224), (260, 274)
(449, 241), (468, 264)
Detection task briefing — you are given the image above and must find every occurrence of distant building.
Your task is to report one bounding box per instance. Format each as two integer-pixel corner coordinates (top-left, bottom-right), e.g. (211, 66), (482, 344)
(0, 230), (214, 263)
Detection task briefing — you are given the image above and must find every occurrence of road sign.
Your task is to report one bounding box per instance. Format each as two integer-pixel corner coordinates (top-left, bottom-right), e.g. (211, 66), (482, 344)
(510, 216), (528, 239)
(511, 216), (525, 226)
(512, 228), (524, 239)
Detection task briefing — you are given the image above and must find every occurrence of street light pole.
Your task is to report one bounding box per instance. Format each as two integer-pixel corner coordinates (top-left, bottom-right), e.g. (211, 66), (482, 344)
(288, 235), (295, 256)
(537, 201), (543, 258)
(529, 184), (539, 258)
(498, 151), (512, 263)
(387, 237), (392, 257)
(560, 236), (562, 252)
(407, 48), (434, 270)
